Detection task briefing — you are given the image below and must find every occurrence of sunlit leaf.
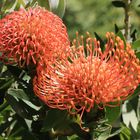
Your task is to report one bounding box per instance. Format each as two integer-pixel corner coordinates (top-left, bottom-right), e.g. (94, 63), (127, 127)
(2, 0), (16, 11)
(67, 135), (80, 140)
(8, 88), (29, 101)
(14, 1), (20, 11)
(119, 124), (131, 140)
(17, 0), (25, 7)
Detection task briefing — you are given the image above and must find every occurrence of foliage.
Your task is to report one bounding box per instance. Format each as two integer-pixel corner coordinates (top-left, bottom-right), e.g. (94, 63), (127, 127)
(0, 0), (140, 140)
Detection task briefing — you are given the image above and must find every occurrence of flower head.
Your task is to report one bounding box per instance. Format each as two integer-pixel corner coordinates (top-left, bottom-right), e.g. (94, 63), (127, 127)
(33, 32), (140, 116)
(0, 7), (69, 67)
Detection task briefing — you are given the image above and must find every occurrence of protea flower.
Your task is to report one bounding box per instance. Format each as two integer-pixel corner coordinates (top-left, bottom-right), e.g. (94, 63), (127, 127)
(33, 32), (140, 118)
(0, 7), (69, 67)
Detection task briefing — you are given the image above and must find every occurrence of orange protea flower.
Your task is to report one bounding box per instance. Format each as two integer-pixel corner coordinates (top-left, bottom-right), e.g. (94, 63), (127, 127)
(0, 7), (69, 67)
(33, 32), (140, 118)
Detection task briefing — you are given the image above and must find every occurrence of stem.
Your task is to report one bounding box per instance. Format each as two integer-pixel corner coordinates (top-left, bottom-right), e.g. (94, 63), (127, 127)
(123, 0), (132, 40)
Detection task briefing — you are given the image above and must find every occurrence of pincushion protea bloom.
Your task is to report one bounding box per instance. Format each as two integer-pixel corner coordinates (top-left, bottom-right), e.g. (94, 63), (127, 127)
(0, 7), (69, 67)
(33, 32), (140, 118)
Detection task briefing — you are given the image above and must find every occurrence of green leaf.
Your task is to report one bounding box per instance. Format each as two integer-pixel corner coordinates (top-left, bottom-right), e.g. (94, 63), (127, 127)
(7, 65), (22, 78)
(0, 115), (15, 134)
(5, 94), (31, 119)
(14, 1), (20, 11)
(114, 24), (120, 34)
(8, 88), (29, 101)
(112, 1), (125, 8)
(5, 93), (39, 120)
(10, 122), (38, 140)
(132, 39), (140, 50)
(70, 123), (91, 140)
(137, 121), (140, 136)
(41, 109), (70, 131)
(22, 100), (41, 111)
(94, 32), (105, 51)
(116, 31), (126, 47)
(3, 136), (22, 140)
(0, 0), (4, 8)
(67, 135), (81, 140)
(58, 136), (68, 140)
(120, 124), (131, 140)
(105, 106), (121, 124)
(2, 0), (16, 11)
(130, 29), (137, 41)
(129, 123), (137, 139)
(137, 97), (140, 121)
(67, 135), (80, 140)
(50, 0), (66, 18)
(98, 126), (112, 140)
(0, 78), (14, 92)
(109, 127), (122, 138)
(136, 52), (140, 59)
(7, 88), (40, 111)
(0, 102), (9, 112)
(37, 0), (50, 10)
(128, 95), (139, 115)
(127, 85), (140, 101)
(25, 0), (38, 8)
(17, 0), (25, 7)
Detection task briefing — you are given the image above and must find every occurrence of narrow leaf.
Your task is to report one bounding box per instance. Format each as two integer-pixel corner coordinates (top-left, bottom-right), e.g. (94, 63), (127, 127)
(116, 31), (126, 47)
(112, 1), (125, 8)
(131, 29), (137, 41)
(94, 32), (105, 51)
(114, 24), (120, 34)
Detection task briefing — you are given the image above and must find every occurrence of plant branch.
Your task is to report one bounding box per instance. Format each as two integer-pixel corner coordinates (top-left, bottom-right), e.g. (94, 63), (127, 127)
(123, 0), (132, 40)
